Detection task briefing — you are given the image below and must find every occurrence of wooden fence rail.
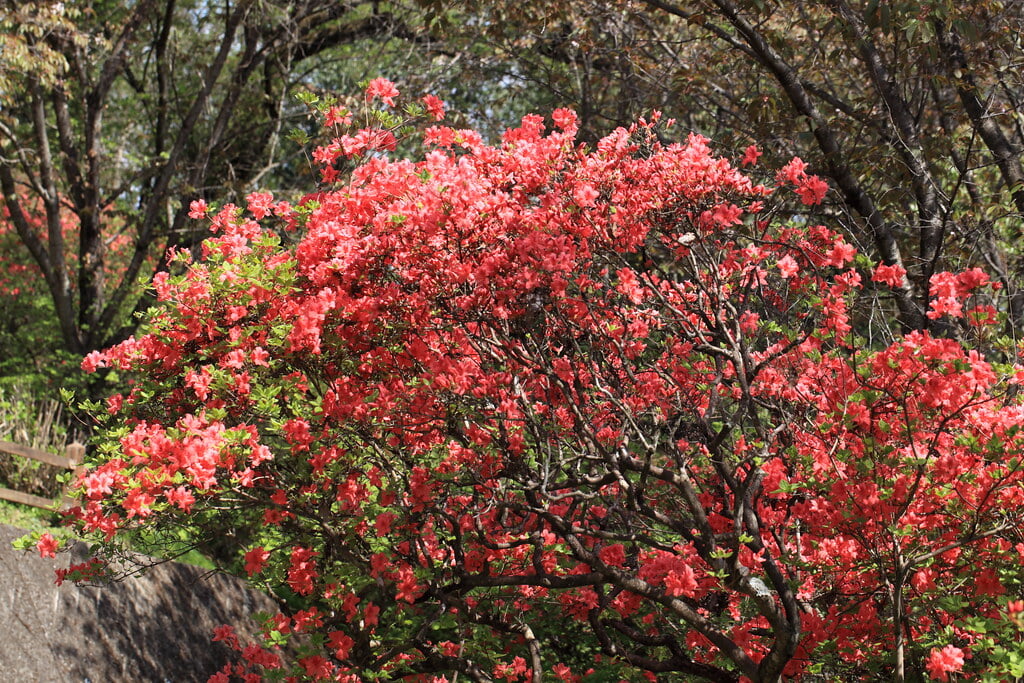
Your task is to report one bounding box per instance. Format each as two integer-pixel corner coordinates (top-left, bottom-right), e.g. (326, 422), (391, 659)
(0, 441), (86, 509)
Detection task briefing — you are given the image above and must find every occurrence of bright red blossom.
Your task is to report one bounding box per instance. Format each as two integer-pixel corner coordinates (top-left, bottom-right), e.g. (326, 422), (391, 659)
(243, 547), (270, 576)
(926, 645), (966, 681)
(36, 533), (59, 559)
(421, 94), (446, 121)
(188, 199), (209, 219)
(324, 106), (352, 127)
(741, 144), (761, 166)
(364, 77), (399, 107)
(872, 262), (907, 287)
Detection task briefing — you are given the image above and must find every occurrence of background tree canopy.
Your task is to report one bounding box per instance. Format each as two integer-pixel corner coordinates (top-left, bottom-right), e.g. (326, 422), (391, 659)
(4, 0), (1024, 384)
(5, 0), (1024, 358)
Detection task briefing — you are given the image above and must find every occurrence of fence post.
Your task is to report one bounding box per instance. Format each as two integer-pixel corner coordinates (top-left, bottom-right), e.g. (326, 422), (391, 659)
(58, 442), (87, 511)
(64, 442), (86, 467)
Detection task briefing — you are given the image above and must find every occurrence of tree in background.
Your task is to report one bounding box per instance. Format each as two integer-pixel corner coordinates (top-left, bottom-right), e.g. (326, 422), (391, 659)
(0, 0), (447, 364)
(446, 0), (1024, 333)
(9, 0), (1023, 373)
(42, 84), (1024, 682)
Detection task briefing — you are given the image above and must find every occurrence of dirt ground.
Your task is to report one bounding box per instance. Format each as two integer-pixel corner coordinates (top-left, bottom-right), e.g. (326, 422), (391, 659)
(0, 524), (281, 682)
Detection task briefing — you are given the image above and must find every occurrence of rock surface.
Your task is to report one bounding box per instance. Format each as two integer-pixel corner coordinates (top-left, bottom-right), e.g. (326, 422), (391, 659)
(0, 524), (279, 682)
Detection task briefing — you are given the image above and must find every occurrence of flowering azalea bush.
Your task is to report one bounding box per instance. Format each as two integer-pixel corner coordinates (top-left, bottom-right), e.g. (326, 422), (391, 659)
(47, 80), (1024, 681)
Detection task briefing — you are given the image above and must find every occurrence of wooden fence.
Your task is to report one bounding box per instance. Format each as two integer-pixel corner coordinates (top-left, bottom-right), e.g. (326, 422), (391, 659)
(0, 441), (86, 509)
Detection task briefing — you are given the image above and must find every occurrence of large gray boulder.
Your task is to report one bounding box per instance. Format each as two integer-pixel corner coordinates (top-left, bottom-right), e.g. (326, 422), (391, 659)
(0, 524), (280, 682)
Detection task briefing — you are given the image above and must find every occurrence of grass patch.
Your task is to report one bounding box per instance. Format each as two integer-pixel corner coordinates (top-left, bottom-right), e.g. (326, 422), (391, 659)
(0, 499), (63, 534)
